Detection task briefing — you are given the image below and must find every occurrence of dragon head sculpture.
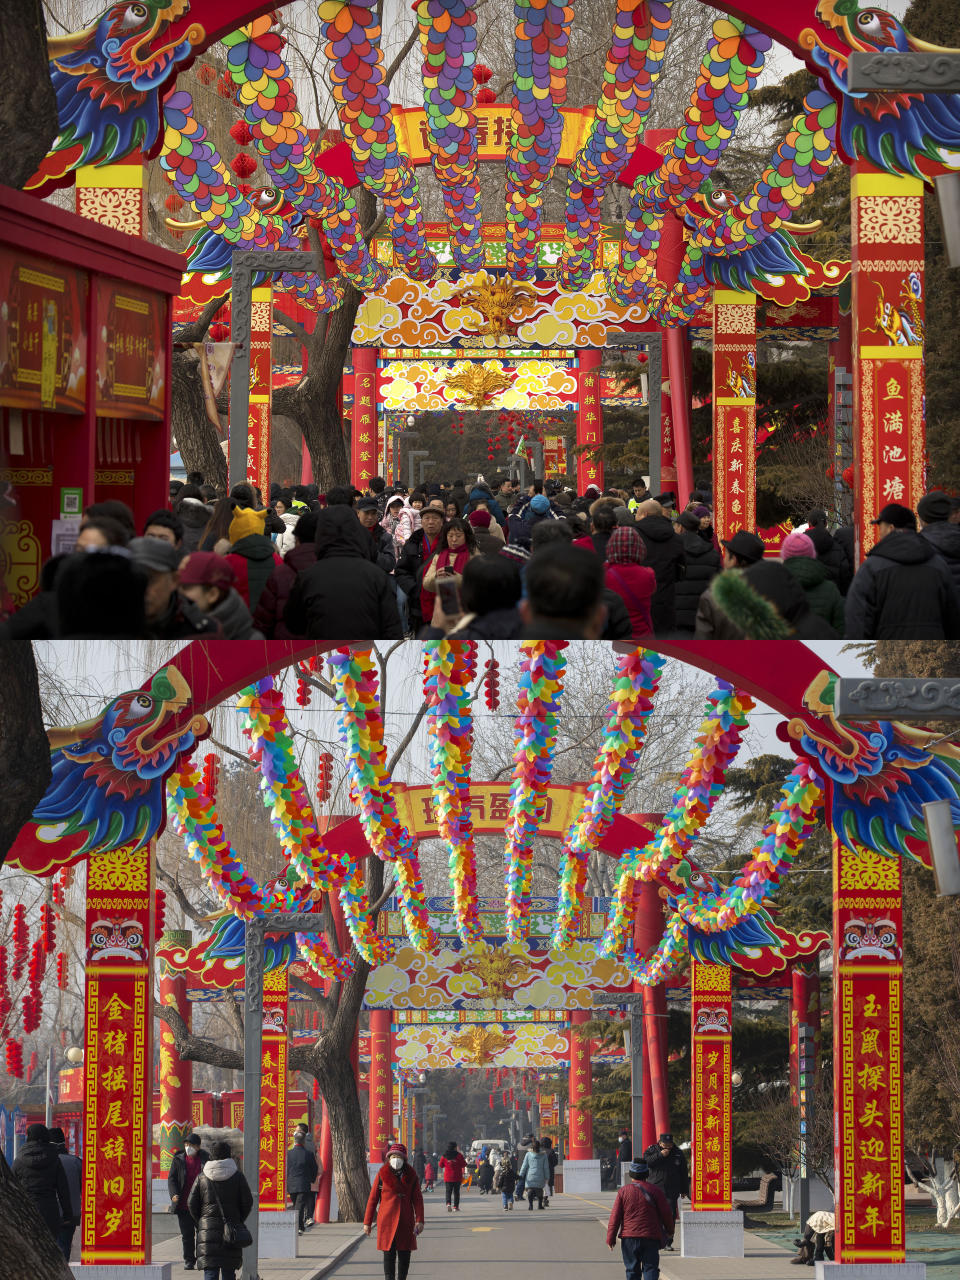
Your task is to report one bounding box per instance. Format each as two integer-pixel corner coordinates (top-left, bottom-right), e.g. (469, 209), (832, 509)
(800, 0), (960, 178)
(29, 0), (204, 189)
(788, 670), (960, 866)
(22, 666), (206, 865)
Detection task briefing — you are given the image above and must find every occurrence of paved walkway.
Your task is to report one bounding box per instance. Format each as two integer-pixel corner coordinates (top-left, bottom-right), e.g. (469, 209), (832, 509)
(151, 1217), (365, 1280)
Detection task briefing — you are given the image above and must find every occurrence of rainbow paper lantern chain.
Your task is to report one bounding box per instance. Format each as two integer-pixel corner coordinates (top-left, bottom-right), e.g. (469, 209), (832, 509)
(414, 0), (484, 269)
(559, 0), (674, 291)
(318, 0), (437, 281)
(505, 0), (574, 279)
(423, 640), (482, 944)
(327, 647), (437, 951)
(221, 18), (387, 293)
(598, 680), (755, 956)
(504, 641), (568, 942)
(551, 648), (666, 950)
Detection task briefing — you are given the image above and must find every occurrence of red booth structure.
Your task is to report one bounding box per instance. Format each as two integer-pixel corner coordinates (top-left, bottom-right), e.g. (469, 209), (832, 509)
(0, 186), (182, 609)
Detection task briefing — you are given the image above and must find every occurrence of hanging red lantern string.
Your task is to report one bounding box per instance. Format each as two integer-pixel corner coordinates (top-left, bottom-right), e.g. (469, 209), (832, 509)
(483, 658), (500, 711)
(155, 888), (167, 938)
(217, 70), (234, 99)
(195, 62), (217, 86)
(56, 953), (68, 991)
(27, 1050), (39, 1083)
(316, 752), (333, 805)
(40, 903), (56, 954)
(5, 1040), (22, 1078)
(229, 119), (253, 147)
(201, 752), (220, 802)
(11, 904), (27, 981)
(296, 675), (311, 707)
(230, 153), (257, 181)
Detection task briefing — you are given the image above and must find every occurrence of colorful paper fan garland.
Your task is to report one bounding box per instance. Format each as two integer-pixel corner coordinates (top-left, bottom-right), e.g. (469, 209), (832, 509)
(504, 641), (568, 942)
(414, 0), (484, 270)
(505, 0), (574, 279)
(318, 0), (437, 281)
(621, 758), (824, 984)
(606, 16), (770, 316)
(598, 681), (755, 956)
(559, 0), (674, 291)
(327, 647), (438, 951)
(550, 648), (666, 950)
(423, 640), (482, 944)
(221, 17), (387, 294)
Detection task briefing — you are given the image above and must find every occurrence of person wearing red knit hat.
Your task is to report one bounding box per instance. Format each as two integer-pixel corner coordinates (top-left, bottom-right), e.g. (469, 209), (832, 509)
(364, 1142), (424, 1280)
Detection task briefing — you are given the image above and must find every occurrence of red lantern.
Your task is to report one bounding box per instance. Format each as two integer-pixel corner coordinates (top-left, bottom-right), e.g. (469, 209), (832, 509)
(202, 752), (220, 801)
(164, 192), (184, 212)
(209, 322), (229, 342)
(217, 71), (234, 99)
(477, 87), (496, 104)
(483, 658), (500, 711)
(12, 903), (27, 981)
(488, 1093), (494, 1110)
(316, 752), (333, 805)
(230, 153), (257, 180)
(195, 62), (217, 86)
(155, 888), (166, 937)
(5, 1040), (22, 1078)
(229, 120), (253, 146)
(842, 465), (855, 489)
(56, 952), (67, 990)
(40, 903), (55, 953)
(296, 676), (311, 707)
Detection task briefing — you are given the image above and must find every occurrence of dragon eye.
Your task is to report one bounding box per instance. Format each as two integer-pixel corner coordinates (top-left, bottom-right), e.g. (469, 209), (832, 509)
(121, 3), (149, 27)
(124, 929), (143, 950)
(845, 929), (861, 947)
(91, 929), (109, 948)
(125, 694), (154, 718)
(856, 11), (883, 36)
(711, 191), (733, 209)
(878, 930), (896, 949)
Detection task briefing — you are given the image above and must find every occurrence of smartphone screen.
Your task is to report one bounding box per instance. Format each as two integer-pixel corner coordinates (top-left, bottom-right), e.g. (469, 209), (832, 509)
(438, 577), (461, 615)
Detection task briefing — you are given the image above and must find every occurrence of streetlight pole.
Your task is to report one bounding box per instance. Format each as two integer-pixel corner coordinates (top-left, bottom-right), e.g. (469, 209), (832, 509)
(594, 994), (644, 1165)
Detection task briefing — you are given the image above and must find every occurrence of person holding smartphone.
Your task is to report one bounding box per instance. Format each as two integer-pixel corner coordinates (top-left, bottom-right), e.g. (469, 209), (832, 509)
(420, 518), (478, 628)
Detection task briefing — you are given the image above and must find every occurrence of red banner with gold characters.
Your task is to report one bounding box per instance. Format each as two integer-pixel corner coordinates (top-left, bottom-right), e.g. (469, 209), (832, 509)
(81, 843), (155, 1264)
(567, 1010), (593, 1159)
(690, 960), (732, 1211)
(368, 1009), (393, 1162)
(0, 249), (88, 413)
(833, 837), (904, 1263)
(712, 290), (757, 546)
(248, 285), (273, 496)
(851, 164), (925, 561)
(259, 965), (288, 1210)
(352, 347), (378, 490)
(95, 278), (166, 420)
(542, 434), (568, 479)
(576, 350), (603, 492)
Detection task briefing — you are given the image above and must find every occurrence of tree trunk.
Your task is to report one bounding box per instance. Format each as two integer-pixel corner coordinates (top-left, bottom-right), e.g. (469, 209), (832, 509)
(0, 0), (57, 191)
(171, 348), (229, 490)
(313, 1035), (371, 1221)
(0, 1150), (72, 1280)
(0, 641), (51, 865)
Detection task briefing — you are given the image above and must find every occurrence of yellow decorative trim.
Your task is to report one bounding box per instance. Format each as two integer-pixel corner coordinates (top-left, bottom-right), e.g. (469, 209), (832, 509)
(0, 469), (52, 485)
(252, 286), (272, 302)
(249, 395), (270, 404)
(88, 846), (149, 893)
(714, 289), (757, 305)
(859, 345), (922, 361)
(692, 963), (732, 995)
(76, 164), (146, 189)
(263, 966), (289, 994)
(851, 172), (923, 199)
(838, 844), (900, 892)
(715, 395), (753, 406)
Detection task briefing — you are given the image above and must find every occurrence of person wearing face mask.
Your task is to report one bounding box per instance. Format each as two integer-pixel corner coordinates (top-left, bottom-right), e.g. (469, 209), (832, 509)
(364, 1142), (425, 1280)
(168, 1132), (209, 1269)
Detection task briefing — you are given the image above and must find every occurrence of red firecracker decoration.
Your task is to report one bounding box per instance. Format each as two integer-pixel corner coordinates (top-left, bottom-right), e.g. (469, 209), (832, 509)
(155, 888), (167, 938)
(29, 938), (45, 985)
(5, 1040), (22, 1078)
(230, 153), (257, 180)
(12, 904), (28, 981)
(202, 752), (220, 801)
(296, 676), (311, 707)
(0, 945), (6, 995)
(229, 119), (253, 146)
(488, 1093), (494, 1110)
(483, 658), (500, 711)
(502, 1089), (509, 1106)
(40, 903), (56, 954)
(195, 62), (217, 86)
(56, 952), (67, 991)
(217, 71), (234, 99)
(27, 1050), (39, 1083)
(165, 191), (184, 212)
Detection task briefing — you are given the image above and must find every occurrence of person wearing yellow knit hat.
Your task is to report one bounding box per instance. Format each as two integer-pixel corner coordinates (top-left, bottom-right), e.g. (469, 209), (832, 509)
(224, 507), (282, 613)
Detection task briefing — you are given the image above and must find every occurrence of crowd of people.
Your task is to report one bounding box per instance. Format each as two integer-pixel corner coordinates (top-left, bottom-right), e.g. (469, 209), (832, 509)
(6, 465), (957, 641)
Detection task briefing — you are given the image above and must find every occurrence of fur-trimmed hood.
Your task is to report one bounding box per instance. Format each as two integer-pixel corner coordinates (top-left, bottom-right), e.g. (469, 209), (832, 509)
(203, 1157), (238, 1182)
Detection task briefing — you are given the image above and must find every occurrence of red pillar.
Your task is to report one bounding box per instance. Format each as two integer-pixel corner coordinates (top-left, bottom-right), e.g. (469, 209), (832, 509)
(81, 842), (155, 1264)
(632, 879), (670, 1141)
(831, 830), (905, 1262)
(641, 1030), (656, 1153)
(664, 327), (694, 507)
(158, 930), (193, 1177)
(368, 1008), (393, 1162)
(790, 964), (821, 1107)
(351, 346), (378, 490)
(850, 162), (925, 564)
(576, 349), (603, 492)
(567, 1010), (593, 1159)
(689, 961), (732, 1211)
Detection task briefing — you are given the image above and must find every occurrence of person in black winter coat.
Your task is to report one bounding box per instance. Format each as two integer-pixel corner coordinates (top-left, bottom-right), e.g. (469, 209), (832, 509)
(287, 1134), (319, 1233)
(284, 505), (403, 639)
(643, 1133), (689, 1247)
(395, 506), (445, 632)
(918, 491), (960, 595)
(804, 512), (853, 595)
(12, 1124), (71, 1239)
(356, 498), (398, 572)
(188, 1140), (254, 1280)
(673, 512), (721, 631)
(168, 1134), (210, 1268)
(634, 501), (686, 631)
(845, 504), (960, 640)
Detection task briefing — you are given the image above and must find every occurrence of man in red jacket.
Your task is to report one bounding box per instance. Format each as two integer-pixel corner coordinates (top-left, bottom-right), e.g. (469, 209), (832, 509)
(606, 1160), (674, 1280)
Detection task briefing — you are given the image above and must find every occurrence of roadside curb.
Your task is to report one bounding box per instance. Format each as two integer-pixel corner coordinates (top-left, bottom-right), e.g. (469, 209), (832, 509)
(305, 1227), (366, 1280)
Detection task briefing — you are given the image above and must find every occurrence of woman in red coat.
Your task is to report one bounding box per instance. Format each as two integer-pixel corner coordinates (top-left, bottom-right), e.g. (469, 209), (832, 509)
(604, 526), (656, 638)
(438, 1140), (467, 1212)
(364, 1142), (424, 1280)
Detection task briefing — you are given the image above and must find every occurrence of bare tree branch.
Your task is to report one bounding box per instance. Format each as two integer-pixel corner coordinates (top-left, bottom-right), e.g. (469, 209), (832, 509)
(156, 864), (210, 926)
(156, 1001), (243, 1071)
(384, 23), (419, 89)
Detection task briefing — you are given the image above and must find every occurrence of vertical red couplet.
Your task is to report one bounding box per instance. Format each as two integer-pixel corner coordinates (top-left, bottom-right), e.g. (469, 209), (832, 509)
(712, 289), (757, 546)
(352, 346), (379, 490)
(567, 1009), (593, 1159)
(576, 349), (603, 493)
(259, 965), (288, 1210)
(689, 960), (732, 1211)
